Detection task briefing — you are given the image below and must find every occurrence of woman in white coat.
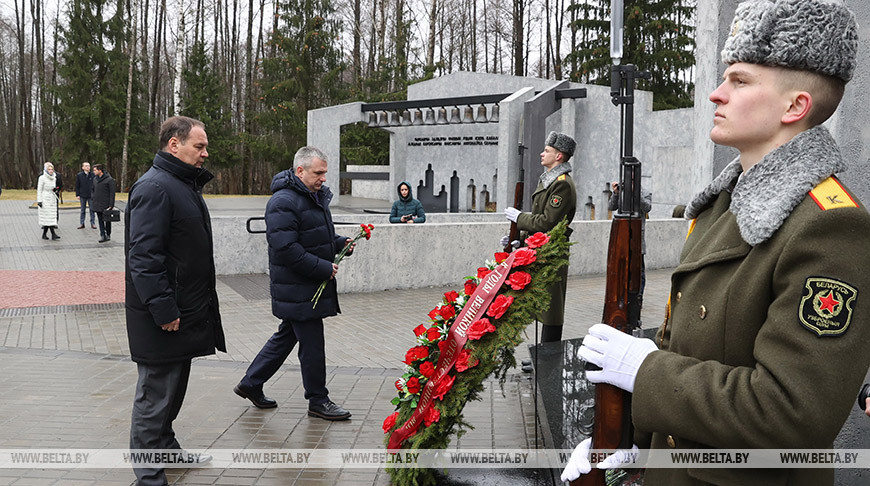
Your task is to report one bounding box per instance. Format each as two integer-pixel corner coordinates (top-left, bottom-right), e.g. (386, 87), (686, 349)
(36, 162), (60, 240)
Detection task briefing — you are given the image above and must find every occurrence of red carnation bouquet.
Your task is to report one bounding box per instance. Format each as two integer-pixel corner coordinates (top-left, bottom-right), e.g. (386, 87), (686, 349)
(311, 223), (374, 308)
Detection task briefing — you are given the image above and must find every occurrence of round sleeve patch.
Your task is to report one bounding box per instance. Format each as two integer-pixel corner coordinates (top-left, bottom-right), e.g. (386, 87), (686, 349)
(549, 195), (563, 208)
(799, 277), (858, 337)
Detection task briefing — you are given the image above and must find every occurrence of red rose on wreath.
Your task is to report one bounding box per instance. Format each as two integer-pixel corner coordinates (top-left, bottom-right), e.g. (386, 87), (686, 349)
(512, 247), (537, 267)
(525, 232), (550, 249)
(467, 318), (496, 340)
(413, 324), (427, 337)
(428, 307), (440, 321)
(477, 267), (491, 279)
(439, 305), (456, 320)
(444, 290), (459, 303)
(406, 376), (421, 395)
(426, 326), (441, 342)
(494, 252), (509, 263)
(383, 411), (399, 433)
(424, 405), (441, 427)
(506, 271), (532, 291)
(464, 280), (478, 296)
(404, 346), (429, 364)
(419, 361), (435, 379)
(487, 295), (514, 319)
(455, 348), (479, 372)
(433, 374), (455, 400)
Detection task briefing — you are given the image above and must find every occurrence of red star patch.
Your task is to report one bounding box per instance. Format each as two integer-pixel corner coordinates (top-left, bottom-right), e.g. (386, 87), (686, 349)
(818, 291), (840, 314)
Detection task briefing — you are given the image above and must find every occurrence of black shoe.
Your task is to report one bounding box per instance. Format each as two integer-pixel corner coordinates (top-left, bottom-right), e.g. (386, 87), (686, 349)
(98, 237), (109, 243)
(51, 234), (60, 240)
(42, 234), (49, 240)
(521, 359), (531, 366)
(308, 400), (351, 421)
(234, 384), (277, 409)
(522, 364), (534, 373)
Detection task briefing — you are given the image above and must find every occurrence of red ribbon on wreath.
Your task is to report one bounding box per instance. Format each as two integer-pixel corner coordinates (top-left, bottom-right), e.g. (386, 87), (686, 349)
(387, 251), (519, 450)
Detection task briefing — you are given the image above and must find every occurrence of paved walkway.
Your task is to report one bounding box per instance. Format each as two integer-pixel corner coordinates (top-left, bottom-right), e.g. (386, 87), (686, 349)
(0, 198), (673, 485)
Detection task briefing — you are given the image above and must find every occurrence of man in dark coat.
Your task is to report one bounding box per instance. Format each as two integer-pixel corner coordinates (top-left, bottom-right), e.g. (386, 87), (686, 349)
(74, 162), (96, 229)
(92, 164), (116, 242)
(233, 146), (352, 421)
(125, 116), (225, 486)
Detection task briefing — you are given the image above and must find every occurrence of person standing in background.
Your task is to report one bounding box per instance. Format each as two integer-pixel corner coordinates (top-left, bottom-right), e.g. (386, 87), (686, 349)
(75, 162), (96, 229)
(92, 164), (116, 243)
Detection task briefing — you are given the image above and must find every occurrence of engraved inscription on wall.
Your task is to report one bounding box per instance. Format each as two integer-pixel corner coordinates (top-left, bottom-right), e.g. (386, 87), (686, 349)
(407, 136), (499, 147)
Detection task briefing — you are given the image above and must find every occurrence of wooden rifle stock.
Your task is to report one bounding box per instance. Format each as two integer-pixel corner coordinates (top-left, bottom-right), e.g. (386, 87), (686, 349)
(505, 169), (524, 253)
(571, 216), (642, 486)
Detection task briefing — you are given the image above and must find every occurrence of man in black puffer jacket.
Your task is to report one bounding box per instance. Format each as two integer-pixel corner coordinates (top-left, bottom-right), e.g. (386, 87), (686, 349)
(234, 146), (352, 421)
(125, 116), (225, 485)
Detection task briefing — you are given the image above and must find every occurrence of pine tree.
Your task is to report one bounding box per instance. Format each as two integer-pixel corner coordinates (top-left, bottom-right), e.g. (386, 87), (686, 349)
(566, 0), (695, 110)
(56, 0), (151, 176)
(255, 0), (346, 168)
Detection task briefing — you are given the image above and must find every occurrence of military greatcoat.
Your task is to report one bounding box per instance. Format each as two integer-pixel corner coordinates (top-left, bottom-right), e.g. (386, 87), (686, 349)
(632, 126), (870, 485)
(516, 168), (576, 326)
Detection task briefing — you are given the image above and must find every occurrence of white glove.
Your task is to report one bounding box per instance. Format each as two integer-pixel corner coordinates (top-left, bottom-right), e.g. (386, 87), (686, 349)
(500, 235), (510, 247)
(560, 438), (641, 482)
(504, 207), (520, 222)
(579, 323), (657, 393)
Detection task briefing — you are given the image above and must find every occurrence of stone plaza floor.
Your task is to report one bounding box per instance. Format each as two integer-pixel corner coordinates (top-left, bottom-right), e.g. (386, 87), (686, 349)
(0, 198), (674, 485)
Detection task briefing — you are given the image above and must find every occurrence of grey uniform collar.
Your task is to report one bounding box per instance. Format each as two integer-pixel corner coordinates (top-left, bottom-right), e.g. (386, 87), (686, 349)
(685, 125), (845, 246)
(539, 162), (572, 190)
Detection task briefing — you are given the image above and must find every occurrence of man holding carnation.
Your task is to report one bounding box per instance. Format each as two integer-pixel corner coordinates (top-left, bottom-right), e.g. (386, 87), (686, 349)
(503, 131), (577, 346)
(233, 146), (352, 421)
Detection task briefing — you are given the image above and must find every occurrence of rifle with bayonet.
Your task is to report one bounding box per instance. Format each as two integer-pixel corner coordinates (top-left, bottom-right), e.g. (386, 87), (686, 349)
(573, 1), (649, 484)
(506, 117), (526, 252)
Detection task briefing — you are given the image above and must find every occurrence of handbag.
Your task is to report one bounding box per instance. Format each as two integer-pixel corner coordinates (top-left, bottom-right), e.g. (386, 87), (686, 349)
(105, 208), (121, 222)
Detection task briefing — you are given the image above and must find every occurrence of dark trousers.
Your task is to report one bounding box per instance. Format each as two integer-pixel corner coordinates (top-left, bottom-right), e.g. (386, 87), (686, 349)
(130, 360), (191, 486)
(79, 197), (95, 225)
(241, 318), (328, 405)
(96, 211), (112, 239)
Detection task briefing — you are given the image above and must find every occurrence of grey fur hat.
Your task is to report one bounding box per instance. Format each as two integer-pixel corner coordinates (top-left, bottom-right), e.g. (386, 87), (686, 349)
(545, 131), (576, 158)
(721, 0), (858, 82)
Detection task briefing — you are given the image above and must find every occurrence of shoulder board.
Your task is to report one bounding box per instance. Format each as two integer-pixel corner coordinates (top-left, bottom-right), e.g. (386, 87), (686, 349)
(557, 174), (567, 181)
(809, 177), (858, 211)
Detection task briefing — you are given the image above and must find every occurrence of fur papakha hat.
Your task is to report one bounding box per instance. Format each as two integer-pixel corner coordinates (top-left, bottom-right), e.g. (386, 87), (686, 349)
(545, 131), (576, 158)
(721, 0), (858, 82)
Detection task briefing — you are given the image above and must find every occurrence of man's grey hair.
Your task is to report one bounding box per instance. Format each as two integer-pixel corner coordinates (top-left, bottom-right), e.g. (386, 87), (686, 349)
(293, 146), (327, 170)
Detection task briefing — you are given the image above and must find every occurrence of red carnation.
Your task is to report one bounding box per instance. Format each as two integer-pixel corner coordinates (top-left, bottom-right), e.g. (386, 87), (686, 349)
(511, 247), (537, 267)
(464, 280), (477, 296)
(395, 379), (403, 390)
(383, 411), (399, 433)
(426, 326), (442, 342)
(403, 346), (429, 365)
(477, 267), (491, 279)
(406, 376), (421, 395)
(424, 405), (441, 427)
(525, 232), (550, 249)
(428, 307), (441, 321)
(487, 295), (514, 319)
(444, 290), (459, 303)
(467, 318), (496, 340)
(439, 305), (456, 320)
(506, 271), (532, 291)
(494, 252), (509, 263)
(413, 324), (427, 337)
(433, 374), (455, 400)
(455, 348), (479, 372)
(419, 361), (436, 379)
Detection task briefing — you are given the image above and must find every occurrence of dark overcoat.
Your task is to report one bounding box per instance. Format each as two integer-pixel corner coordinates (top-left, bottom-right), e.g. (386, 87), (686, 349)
(75, 171), (94, 199)
(266, 170), (347, 321)
(124, 151), (225, 364)
(91, 173), (116, 212)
